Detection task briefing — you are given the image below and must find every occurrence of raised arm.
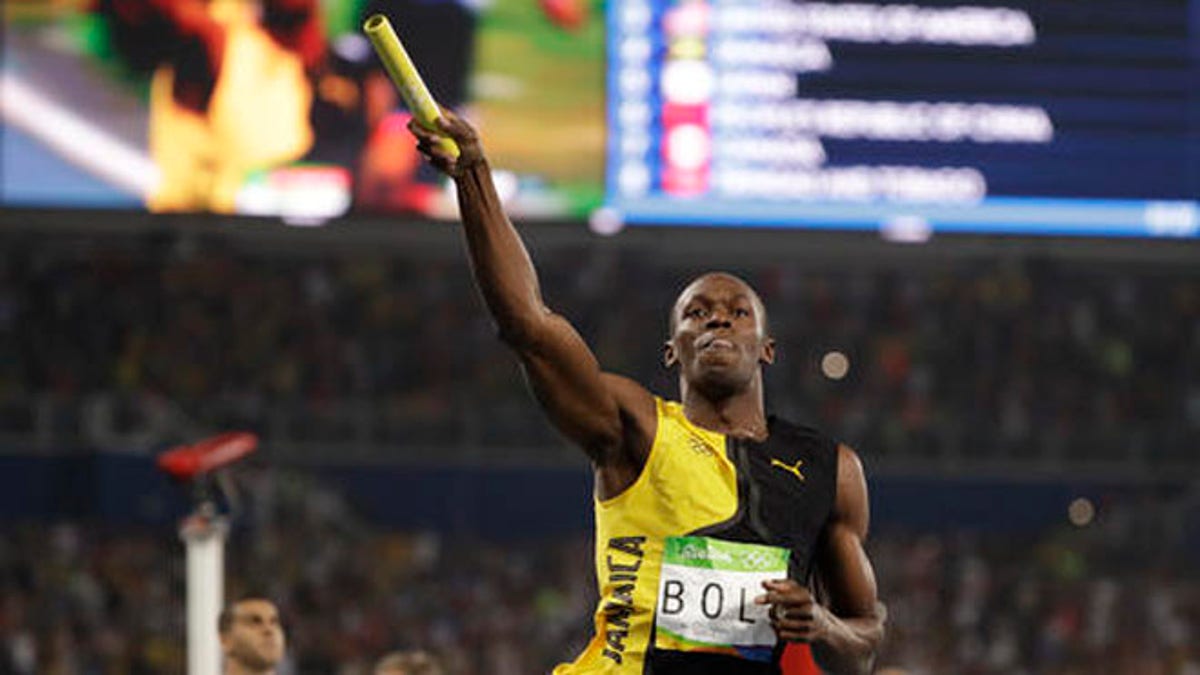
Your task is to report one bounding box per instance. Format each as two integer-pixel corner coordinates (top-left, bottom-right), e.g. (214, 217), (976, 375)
(759, 444), (886, 674)
(408, 112), (654, 473)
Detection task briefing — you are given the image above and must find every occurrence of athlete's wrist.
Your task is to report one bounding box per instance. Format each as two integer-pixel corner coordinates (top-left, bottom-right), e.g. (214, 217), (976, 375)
(809, 601), (837, 644)
(450, 153), (487, 180)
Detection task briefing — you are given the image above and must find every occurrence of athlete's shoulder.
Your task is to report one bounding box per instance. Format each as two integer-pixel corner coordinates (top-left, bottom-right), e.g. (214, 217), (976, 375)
(767, 415), (839, 451)
(835, 443), (869, 490)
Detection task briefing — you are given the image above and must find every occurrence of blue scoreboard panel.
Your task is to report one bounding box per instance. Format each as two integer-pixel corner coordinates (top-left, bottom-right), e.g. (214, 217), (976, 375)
(605, 0), (1200, 237)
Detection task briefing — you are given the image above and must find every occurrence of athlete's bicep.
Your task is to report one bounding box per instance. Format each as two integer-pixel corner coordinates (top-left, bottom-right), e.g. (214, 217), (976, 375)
(515, 311), (654, 464)
(814, 445), (881, 620)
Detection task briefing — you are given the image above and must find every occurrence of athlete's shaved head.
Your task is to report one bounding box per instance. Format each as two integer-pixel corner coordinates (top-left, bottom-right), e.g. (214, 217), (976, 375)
(670, 272), (770, 338)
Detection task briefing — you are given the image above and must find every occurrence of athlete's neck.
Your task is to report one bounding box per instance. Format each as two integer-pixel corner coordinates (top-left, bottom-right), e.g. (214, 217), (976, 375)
(679, 377), (768, 440)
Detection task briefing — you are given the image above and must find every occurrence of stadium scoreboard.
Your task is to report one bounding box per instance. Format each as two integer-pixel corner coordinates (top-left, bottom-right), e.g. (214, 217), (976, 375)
(604, 0), (1200, 237)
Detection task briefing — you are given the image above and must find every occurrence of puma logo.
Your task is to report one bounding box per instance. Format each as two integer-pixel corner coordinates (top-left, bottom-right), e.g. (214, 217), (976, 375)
(770, 458), (805, 482)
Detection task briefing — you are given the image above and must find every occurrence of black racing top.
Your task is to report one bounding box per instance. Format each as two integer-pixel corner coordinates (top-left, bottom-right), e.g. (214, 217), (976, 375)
(645, 415), (840, 675)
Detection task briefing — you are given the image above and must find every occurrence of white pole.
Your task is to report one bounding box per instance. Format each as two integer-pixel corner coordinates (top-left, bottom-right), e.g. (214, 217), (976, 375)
(181, 506), (228, 675)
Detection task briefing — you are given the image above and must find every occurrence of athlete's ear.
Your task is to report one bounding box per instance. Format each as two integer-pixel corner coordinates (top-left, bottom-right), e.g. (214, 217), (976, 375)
(663, 339), (678, 368)
(759, 337), (775, 366)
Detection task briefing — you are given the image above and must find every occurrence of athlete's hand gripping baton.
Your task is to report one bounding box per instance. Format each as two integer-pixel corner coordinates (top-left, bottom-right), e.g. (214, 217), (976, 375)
(363, 13), (460, 158)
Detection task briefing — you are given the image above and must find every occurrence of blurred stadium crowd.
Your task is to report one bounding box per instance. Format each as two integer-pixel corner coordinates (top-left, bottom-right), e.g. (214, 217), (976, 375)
(1, 231), (1197, 467)
(2, 468), (1197, 674)
(1, 229), (1197, 672)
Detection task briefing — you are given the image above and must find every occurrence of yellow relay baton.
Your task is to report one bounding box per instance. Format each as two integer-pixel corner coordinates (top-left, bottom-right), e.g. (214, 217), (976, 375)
(363, 13), (460, 158)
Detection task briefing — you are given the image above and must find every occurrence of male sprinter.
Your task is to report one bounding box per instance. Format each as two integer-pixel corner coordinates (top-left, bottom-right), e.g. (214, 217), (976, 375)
(409, 112), (885, 674)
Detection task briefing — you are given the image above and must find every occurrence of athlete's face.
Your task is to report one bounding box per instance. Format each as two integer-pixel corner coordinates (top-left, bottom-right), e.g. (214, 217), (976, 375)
(665, 273), (774, 396)
(221, 599), (286, 671)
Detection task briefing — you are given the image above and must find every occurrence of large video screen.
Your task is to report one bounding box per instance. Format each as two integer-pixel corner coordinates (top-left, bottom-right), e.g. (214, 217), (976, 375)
(604, 0), (1200, 237)
(1, 0), (605, 220)
(4, 1), (1198, 237)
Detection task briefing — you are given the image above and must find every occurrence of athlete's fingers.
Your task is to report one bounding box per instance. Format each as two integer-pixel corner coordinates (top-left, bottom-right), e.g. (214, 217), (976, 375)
(770, 607), (817, 643)
(407, 107), (483, 173)
(761, 580), (815, 616)
(414, 133), (456, 161)
(414, 138), (437, 160)
(784, 606), (815, 621)
(414, 143), (456, 175)
(761, 591), (786, 606)
(770, 604), (815, 623)
(434, 107), (458, 131)
(776, 626), (816, 643)
(762, 580), (807, 603)
(408, 119), (445, 144)
(433, 106), (478, 143)
(762, 579), (808, 596)
(772, 623), (814, 642)
(428, 147), (458, 166)
(407, 119), (430, 138)
(761, 590), (815, 609)
(435, 106), (468, 133)
(760, 580), (785, 604)
(765, 580), (819, 643)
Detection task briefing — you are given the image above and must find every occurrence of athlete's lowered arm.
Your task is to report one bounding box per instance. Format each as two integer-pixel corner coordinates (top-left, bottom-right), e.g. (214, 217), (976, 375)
(408, 112), (653, 465)
(758, 444), (885, 675)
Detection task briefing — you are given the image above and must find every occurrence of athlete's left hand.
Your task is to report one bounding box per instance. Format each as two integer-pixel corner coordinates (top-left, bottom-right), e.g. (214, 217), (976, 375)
(756, 579), (832, 643)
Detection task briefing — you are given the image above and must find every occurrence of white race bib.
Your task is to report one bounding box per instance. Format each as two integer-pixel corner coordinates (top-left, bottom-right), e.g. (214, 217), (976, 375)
(654, 536), (790, 661)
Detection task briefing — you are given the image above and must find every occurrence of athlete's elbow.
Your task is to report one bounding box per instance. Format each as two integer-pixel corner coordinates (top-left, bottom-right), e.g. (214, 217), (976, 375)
(852, 614), (886, 675)
(860, 632), (884, 675)
(814, 612), (886, 675)
(494, 309), (550, 350)
(853, 654), (878, 675)
(869, 602), (888, 648)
